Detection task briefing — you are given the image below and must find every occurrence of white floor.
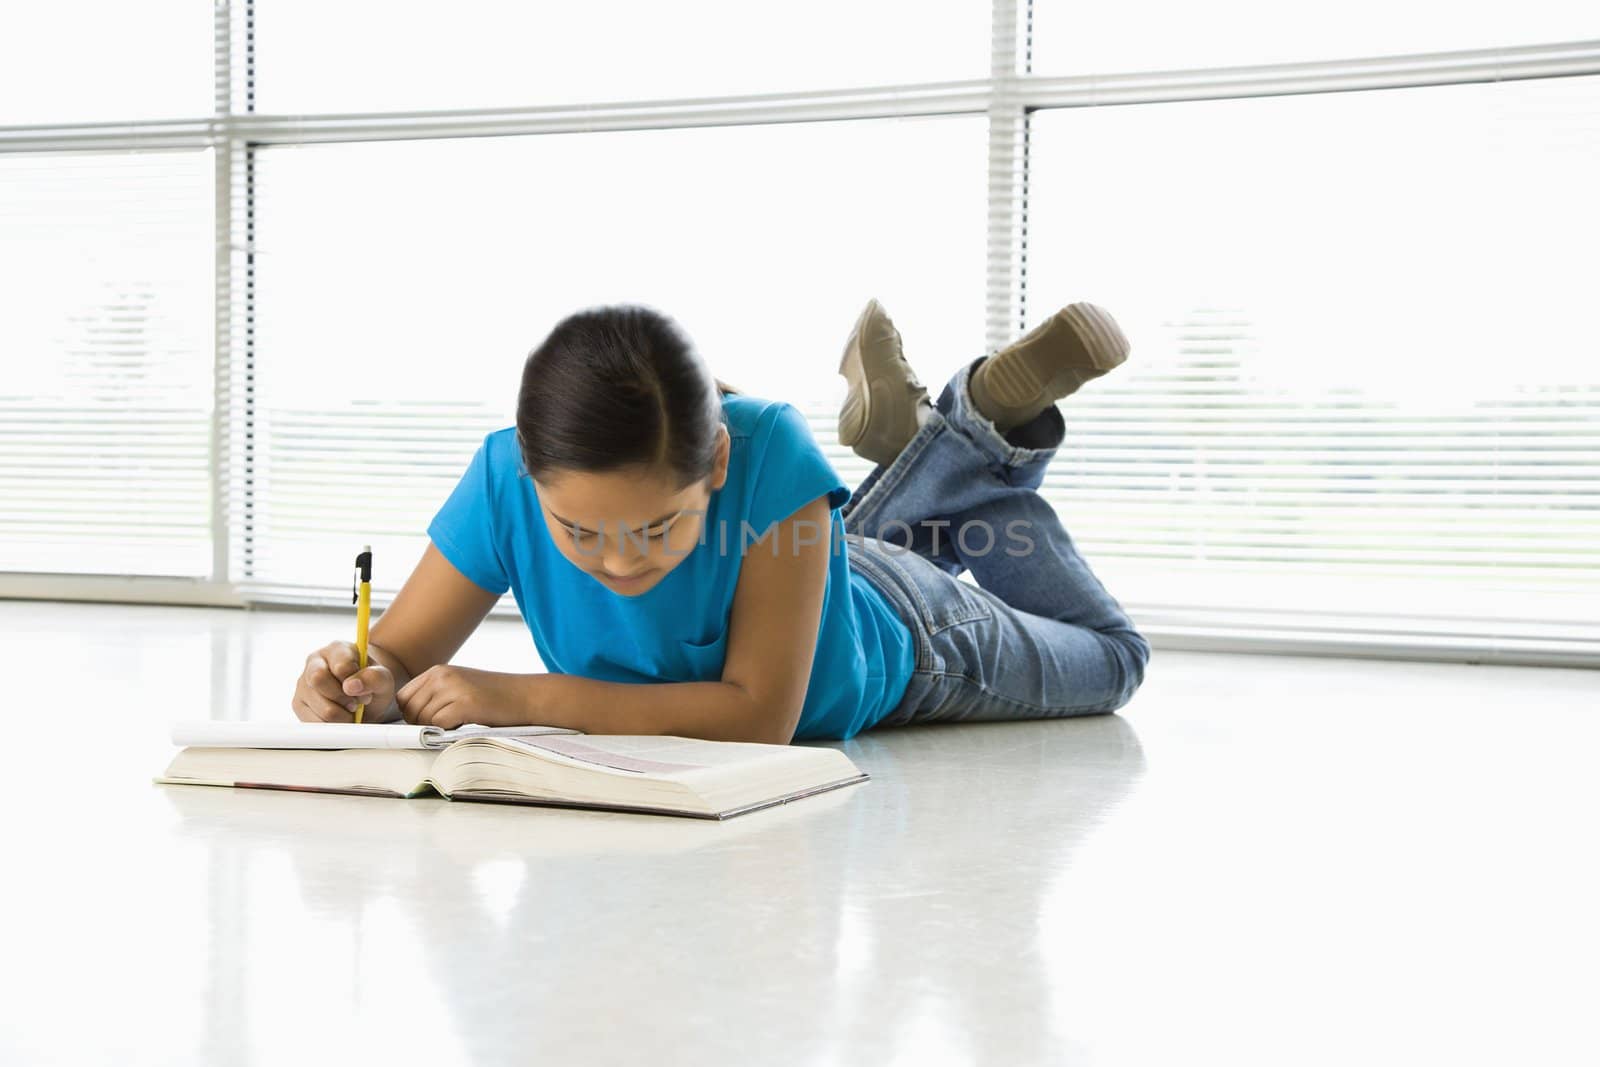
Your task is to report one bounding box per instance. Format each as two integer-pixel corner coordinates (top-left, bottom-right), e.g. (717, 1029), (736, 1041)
(2, 599), (1596, 1067)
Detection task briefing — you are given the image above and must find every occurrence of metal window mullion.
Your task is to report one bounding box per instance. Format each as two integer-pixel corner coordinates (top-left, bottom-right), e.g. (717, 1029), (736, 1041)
(986, 0), (1028, 353)
(240, 140), (256, 586)
(211, 1), (255, 591)
(240, 0), (258, 586)
(209, 0), (233, 587)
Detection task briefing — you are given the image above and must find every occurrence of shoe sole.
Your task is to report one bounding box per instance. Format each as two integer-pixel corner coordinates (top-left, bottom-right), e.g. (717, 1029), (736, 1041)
(980, 302), (1130, 407)
(837, 300), (926, 466)
(836, 302), (878, 450)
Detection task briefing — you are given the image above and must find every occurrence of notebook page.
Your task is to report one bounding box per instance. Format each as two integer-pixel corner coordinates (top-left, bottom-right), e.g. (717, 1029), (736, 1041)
(171, 722), (432, 750)
(170, 721), (577, 751)
(420, 723), (578, 749)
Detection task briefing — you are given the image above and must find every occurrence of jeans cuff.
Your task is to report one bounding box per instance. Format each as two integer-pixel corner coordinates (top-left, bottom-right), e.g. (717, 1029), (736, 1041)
(939, 356), (1066, 468)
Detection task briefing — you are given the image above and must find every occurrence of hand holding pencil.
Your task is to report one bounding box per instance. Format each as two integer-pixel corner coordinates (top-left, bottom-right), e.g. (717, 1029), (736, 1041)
(288, 546), (395, 723)
(289, 547), (403, 723)
(291, 638), (397, 723)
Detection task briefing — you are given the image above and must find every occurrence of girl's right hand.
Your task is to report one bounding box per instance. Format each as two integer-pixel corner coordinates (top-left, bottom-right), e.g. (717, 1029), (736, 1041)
(292, 641), (398, 723)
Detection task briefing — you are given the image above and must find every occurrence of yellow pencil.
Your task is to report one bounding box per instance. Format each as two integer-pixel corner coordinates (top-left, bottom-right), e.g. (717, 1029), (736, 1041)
(353, 545), (372, 723)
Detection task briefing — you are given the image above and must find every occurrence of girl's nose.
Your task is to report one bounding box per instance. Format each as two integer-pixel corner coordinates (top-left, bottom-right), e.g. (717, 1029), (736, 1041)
(601, 538), (646, 570)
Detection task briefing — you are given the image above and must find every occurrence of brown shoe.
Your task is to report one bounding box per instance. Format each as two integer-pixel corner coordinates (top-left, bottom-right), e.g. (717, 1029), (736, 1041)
(837, 299), (932, 467)
(969, 302), (1130, 431)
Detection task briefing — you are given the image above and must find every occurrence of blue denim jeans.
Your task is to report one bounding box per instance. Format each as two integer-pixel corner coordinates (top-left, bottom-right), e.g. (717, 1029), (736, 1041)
(843, 356), (1151, 728)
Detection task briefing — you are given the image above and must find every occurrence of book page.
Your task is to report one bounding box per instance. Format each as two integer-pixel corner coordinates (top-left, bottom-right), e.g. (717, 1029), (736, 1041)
(504, 735), (712, 774)
(496, 734), (849, 780)
(453, 734), (866, 817)
(158, 746), (439, 796)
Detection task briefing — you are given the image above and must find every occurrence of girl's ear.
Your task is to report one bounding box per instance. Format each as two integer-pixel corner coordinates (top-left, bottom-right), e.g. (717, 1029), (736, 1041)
(708, 424), (731, 491)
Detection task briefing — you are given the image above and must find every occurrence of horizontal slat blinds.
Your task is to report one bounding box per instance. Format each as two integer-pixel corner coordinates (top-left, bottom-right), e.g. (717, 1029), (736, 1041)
(1024, 74), (1600, 641)
(0, 150), (214, 577)
(239, 118), (986, 605)
(3, 4), (1595, 662)
(230, 404), (508, 602)
(814, 389), (1598, 656)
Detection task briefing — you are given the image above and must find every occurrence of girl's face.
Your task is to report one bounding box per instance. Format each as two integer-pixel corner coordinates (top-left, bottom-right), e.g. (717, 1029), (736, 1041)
(533, 427), (730, 597)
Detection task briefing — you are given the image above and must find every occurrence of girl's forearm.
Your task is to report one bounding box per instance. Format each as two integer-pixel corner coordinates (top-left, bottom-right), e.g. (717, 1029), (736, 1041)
(527, 673), (794, 745)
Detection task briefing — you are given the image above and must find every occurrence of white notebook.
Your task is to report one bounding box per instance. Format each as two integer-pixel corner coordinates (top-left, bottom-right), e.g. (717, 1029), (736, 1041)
(168, 720), (575, 751)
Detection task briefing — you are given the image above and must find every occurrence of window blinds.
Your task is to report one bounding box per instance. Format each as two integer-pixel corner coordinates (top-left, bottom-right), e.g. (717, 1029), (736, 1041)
(1, 5), (1595, 663)
(236, 119), (986, 604)
(0, 150), (215, 577)
(1023, 75), (1600, 652)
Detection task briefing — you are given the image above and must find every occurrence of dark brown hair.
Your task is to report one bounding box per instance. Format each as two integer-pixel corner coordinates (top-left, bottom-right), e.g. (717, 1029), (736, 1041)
(516, 305), (728, 487)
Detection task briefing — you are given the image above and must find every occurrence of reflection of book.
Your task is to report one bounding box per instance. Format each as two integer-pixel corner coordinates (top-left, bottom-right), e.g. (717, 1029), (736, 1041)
(157, 722), (869, 820)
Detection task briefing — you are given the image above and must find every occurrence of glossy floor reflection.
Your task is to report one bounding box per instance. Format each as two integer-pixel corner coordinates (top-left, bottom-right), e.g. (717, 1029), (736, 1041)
(1, 600), (1596, 1066)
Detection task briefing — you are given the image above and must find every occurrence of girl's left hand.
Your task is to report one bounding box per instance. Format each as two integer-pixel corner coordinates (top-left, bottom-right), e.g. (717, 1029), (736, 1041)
(396, 664), (540, 730)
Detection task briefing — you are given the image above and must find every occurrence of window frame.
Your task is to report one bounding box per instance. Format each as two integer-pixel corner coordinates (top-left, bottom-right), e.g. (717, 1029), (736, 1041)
(0, 1), (1596, 666)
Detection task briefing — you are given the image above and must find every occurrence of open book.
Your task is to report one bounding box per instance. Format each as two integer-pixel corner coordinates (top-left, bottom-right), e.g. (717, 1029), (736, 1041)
(157, 721), (868, 820)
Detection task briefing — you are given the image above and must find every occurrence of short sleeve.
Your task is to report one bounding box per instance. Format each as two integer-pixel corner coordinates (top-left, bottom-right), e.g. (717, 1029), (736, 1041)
(426, 434), (512, 596)
(744, 402), (851, 536)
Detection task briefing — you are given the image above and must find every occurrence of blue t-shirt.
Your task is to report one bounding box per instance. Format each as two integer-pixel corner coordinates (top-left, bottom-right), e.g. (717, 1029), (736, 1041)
(425, 394), (915, 741)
